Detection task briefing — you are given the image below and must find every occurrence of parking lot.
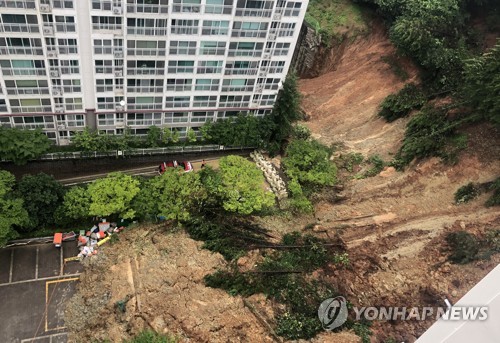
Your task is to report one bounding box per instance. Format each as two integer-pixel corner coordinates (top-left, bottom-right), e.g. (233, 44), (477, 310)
(0, 241), (83, 343)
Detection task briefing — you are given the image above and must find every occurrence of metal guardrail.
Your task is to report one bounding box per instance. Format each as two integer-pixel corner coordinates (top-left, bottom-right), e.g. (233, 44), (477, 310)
(35, 145), (253, 161)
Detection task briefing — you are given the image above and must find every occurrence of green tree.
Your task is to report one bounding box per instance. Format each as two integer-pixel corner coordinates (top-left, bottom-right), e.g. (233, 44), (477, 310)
(134, 169), (204, 222)
(0, 170), (28, 246)
(146, 126), (162, 147)
(461, 40), (500, 126)
(16, 173), (65, 230)
(162, 127), (173, 144)
(0, 128), (51, 165)
(171, 129), (180, 144)
(270, 71), (302, 148)
(283, 139), (337, 187)
(87, 172), (140, 219)
(186, 128), (197, 143)
(71, 127), (100, 151)
(56, 185), (91, 222)
(218, 155), (275, 215)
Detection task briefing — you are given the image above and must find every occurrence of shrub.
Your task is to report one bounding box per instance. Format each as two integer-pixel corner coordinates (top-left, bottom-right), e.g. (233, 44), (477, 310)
(125, 330), (176, 343)
(287, 179), (314, 214)
(454, 183), (480, 204)
(292, 124), (312, 140)
(363, 155), (385, 177)
(0, 127), (51, 165)
(276, 312), (321, 340)
(485, 177), (500, 207)
(446, 231), (479, 264)
(378, 83), (426, 122)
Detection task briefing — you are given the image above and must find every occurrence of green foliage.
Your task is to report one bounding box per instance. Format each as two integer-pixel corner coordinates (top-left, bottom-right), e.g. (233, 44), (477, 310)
(71, 128), (101, 152)
(362, 155), (385, 178)
(339, 152), (364, 172)
(0, 128), (51, 165)
(204, 232), (345, 339)
(306, 0), (368, 44)
(186, 128), (197, 143)
(392, 106), (460, 169)
(0, 170), (28, 246)
(283, 139), (337, 187)
(461, 40), (500, 126)
(269, 72), (302, 148)
(125, 330), (176, 343)
(276, 312), (322, 340)
(200, 114), (275, 148)
(161, 127), (172, 144)
(486, 177), (500, 207)
(291, 124), (312, 140)
(56, 185), (91, 223)
(16, 173), (65, 230)
(378, 83), (427, 122)
(87, 172), (140, 219)
(287, 179), (314, 214)
(134, 169), (204, 222)
(171, 129), (180, 144)
(146, 126), (162, 147)
(454, 183), (480, 204)
(218, 156), (275, 215)
(380, 55), (409, 80)
(446, 231), (479, 264)
(353, 322), (373, 343)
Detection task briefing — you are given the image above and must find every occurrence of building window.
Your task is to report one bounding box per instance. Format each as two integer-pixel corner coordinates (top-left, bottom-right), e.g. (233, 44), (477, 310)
(166, 79), (192, 92)
(202, 20), (229, 35)
(197, 60), (223, 74)
(95, 60), (113, 74)
(235, 0), (273, 17)
(127, 97), (163, 110)
(218, 95), (250, 108)
(127, 18), (167, 35)
(58, 38), (78, 54)
(97, 97), (121, 110)
(171, 19), (199, 35)
(168, 60), (195, 73)
(127, 40), (166, 56)
(92, 16), (122, 31)
(222, 79), (255, 92)
(126, 112), (162, 126)
(55, 16), (76, 33)
(62, 79), (81, 93)
(195, 79), (219, 91)
(94, 39), (113, 54)
(12, 115), (54, 128)
(205, 0), (233, 15)
(232, 21), (268, 38)
(278, 22), (296, 37)
(284, 1), (301, 16)
(169, 41), (197, 55)
(166, 96), (190, 108)
(60, 60), (80, 74)
(53, 0), (74, 9)
(126, 0), (168, 14)
(0, 59), (45, 76)
(127, 60), (165, 75)
(228, 42), (263, 57)
(199, 41), (226, 55)
(193, 96), (217, 107)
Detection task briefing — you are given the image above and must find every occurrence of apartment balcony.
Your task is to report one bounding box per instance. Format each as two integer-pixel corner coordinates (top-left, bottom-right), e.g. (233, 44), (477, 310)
(127, 68), (165, 76)
(14, 122), (55, 129)
(127, 49), (166, 57)
(1, 68), (46, 76)
(10, 106), (52, 113)
(170, 27), (199, 35)
(0, 47), (43, 55)
(92, 23), (123, 32)
(221, 85), (254, 92)
(0, 23), (39, 33)
(126, 4), (168, 14)
(204, 4), (232, 14)
(192, 100), (217, 107)
(224, 68), (258, 76)
(126, 86), (164, 93)
(62, 86), (82, 93)
(199, 48), (226, 56)
(126, 119), (162, 126)
(218, 101), (249, 108)
(234, 8), (272, 17)
(227, 50), (262, 57)
(194, 85), (219, 91)
(6, 87), (50, 96)
(127, 27), (167, 36)
(0, 0), (36, 9)
(231, 30), (267, 38)
(127, 104), (163, 110)
(166, 85), (192, 92)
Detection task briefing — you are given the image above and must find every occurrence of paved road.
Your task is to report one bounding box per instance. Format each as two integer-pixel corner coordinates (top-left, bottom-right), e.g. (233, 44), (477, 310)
(0, 242), (83, 343)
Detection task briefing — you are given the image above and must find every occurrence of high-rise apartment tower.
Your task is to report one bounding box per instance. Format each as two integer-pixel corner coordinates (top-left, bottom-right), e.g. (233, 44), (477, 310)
(0, 0), (308, 144)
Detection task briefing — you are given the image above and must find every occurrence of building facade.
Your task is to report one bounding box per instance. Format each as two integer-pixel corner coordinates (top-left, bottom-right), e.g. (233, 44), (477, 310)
(0, 0), (308, 145)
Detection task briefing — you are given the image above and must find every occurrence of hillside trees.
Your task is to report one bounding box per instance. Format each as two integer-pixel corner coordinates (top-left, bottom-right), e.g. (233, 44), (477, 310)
(0, 170), (28, 246)
(16, 173), (65, 230)
(87, 172), (140, 219)
(0, 128), (51, 165)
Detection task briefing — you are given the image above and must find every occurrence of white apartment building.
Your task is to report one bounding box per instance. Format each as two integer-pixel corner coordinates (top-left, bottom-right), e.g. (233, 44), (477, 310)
(0, 0), (308, 145)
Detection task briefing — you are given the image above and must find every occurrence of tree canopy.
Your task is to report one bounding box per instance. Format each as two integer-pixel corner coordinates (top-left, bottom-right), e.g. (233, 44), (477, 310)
(0, 170), (28, 246)
(134, 169), (204, 222)
(56, 185), (91, 223)
(0, 128), (51, 165)
(87, 172), (140, 219)
(282, 139), (337, 187)
(16, 173), (65, 230)
(218, 155), (275, 215)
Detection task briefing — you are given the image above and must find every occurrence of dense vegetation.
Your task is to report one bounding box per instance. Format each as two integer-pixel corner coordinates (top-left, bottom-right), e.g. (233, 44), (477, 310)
(0, 128), (51, 165)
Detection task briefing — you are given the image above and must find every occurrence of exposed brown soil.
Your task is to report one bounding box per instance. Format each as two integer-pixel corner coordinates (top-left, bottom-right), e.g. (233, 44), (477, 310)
(65, 22), (499, 343)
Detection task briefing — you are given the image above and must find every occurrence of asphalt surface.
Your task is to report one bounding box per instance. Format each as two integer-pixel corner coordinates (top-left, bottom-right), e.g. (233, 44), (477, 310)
(0, 241), (83, 343)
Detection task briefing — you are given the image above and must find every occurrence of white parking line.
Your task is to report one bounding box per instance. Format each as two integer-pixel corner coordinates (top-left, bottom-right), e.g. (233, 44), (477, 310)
(35, 246), (39, 280)
(8, 249), (13, 283)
